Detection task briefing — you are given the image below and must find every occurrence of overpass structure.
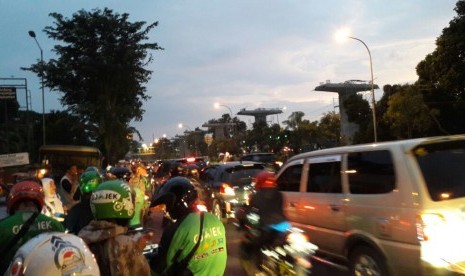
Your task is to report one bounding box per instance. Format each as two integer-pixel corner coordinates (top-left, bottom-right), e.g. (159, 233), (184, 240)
(314, 80), (379, 144)
(237, 107), (283, 124)
(202, 122), (236, 139)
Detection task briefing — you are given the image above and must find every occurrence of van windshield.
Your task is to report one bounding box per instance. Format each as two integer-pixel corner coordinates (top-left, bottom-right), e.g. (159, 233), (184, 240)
(414, 140), (465, 201)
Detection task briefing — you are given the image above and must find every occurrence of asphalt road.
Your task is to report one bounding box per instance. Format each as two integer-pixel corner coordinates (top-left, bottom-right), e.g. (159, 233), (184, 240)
(144, 209), (348, 275)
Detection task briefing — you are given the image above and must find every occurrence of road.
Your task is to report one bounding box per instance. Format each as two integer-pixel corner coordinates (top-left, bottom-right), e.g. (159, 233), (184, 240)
(144, 208), (348, 275)
(0, 202), (348, 275)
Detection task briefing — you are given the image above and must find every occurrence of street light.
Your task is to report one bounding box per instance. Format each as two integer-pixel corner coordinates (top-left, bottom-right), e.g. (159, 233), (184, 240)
(178, 123), (198, 156)
(349, 36), (377, 142)
(214, 102), (233, 118)
(335, 29), (377, 142)
(214, 102), (234, 137)
(28, 30), (46, 145)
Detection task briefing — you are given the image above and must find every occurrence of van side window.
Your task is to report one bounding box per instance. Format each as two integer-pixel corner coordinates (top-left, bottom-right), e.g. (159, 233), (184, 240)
(307, 161), (342, 193)
(347, 150), (395, 194)
(277, 164), (302, 192)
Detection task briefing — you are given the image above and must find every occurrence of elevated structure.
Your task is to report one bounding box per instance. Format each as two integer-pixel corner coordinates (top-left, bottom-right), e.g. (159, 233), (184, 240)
(237, 107), (282, 124)
(314, 80), (379, 144)
(202, 122), (235, 139)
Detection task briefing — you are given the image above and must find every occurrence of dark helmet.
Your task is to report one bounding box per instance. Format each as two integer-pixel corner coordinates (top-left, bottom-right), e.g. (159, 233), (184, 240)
(150, 177), (198, 220)
(169, 161), (187, 177)
(186, 164), (200, 179)
(110, 167), (132, 182)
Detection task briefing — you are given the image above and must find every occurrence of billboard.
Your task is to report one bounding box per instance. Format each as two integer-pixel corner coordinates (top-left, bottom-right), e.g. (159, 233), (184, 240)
(0, 152), (30, 168)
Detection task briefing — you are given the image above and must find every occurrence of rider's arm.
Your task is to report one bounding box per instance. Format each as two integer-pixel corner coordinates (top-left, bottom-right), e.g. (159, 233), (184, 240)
(149, 220), (179, 274)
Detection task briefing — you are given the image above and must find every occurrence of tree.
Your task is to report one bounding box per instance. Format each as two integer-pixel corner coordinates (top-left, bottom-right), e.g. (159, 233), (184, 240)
(383, 85), (435, 139)
(24, 8), (163, 164)
(46, 110), (93, 145)
(416, 1), (465, 134)
(343, 93), (372, 144)
(282, 111), (305, 130)
(317, 111), (340, 147)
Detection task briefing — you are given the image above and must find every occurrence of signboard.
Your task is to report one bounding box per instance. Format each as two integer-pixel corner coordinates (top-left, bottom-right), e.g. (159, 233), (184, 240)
(0, 152), (30, 168)
(0, 87), (17, 100)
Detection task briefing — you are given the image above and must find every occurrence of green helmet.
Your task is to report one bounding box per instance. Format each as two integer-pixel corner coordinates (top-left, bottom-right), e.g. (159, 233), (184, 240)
(90, 180), (134, 220)
(79, 171), (103, 194)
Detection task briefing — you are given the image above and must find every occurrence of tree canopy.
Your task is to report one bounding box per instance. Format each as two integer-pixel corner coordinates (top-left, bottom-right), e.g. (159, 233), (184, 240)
(24, 8), (163, 164)
(415, 0), (465, 134)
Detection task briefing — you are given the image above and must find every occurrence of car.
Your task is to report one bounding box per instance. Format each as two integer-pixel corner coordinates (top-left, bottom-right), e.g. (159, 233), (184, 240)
(198, 161), (267, 222)
(240, 152), (282, 172)
(153, 157), (208, 185)
(275, 135), (465, 275)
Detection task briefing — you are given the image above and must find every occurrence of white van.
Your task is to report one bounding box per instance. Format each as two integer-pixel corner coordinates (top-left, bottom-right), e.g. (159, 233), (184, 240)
(276, 135), (465, 275)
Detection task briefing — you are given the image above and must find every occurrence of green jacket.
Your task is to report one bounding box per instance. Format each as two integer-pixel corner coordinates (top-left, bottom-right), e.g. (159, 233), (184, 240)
(0, 211), (65, 274)
(154, 211), (227, 276)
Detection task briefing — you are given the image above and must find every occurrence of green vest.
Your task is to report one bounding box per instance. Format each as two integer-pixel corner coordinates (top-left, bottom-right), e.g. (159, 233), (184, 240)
(0, 211), (65, 274)
(165, 212), (227, 276)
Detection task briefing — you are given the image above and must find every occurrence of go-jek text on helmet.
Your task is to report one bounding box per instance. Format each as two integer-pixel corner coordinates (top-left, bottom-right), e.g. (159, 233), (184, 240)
(254, 171), (277, 190)
(79, 171), (103, 194)
(151, 176), (198, 220)
(90, 179), (134, 220)
(7, 181), (45, 215)
(5, 232), (100, 276)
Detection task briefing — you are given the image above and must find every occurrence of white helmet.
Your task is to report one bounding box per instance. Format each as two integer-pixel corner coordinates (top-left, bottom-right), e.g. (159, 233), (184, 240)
(5, 232), (100, 276)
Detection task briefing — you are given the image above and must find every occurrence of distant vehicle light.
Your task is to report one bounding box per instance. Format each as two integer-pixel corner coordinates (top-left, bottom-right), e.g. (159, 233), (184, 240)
(196, 204), (208, 212)
(220, 184), (235, 196)
(186, 157), (196, 163)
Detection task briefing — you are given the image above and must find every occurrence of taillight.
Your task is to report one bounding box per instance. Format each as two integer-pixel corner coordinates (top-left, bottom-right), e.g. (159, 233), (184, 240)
(219, 184), (235, 195)
(416, 213), (445, 241)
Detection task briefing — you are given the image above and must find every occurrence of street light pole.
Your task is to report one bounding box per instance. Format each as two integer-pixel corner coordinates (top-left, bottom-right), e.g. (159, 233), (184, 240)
(28, 30), (46, 145)
(348, 36), (377, 143)
(214, 103), (234, 137)
(178, 123), (198, 156)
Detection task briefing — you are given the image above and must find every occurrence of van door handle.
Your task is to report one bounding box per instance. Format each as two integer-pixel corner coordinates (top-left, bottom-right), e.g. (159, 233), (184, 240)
(289, 202), (297, 208)
(330, 204), (340, 211)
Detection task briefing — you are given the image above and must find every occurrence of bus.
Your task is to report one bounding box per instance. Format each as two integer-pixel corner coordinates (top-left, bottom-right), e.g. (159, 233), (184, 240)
(39, 145), (103, 179)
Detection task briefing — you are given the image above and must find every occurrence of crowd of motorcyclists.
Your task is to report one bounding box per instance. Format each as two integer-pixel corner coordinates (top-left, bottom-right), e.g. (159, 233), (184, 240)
(0, 159), (304, 276)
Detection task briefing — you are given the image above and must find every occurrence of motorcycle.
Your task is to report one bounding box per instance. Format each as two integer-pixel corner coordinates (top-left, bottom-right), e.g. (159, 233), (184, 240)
(235, 206), (318, 276)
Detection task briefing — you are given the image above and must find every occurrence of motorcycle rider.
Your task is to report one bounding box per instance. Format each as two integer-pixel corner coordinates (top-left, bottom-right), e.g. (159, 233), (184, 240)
(78, 179), (150, 275)
(4, 232), (101, 276)
(150, 176), (227, 275)
(129, 163), (149, 229)
(57, 164), (80, 211)
(64, 170), (103, 234)
(0, 181), (65, 274)
(41, 177), (66, 222)
(239, 170), (287, 275)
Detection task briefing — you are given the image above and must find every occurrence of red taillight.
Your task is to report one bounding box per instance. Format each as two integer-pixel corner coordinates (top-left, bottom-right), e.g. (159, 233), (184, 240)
(219, 184), (235, 195)
(186, 157), (196, 163)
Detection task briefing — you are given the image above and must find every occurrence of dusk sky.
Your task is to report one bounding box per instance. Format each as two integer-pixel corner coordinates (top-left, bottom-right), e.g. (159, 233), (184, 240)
(0, 1), (459, 143)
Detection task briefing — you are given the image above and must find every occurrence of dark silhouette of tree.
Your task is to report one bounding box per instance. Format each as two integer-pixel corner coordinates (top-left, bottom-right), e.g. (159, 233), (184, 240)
(23, 8), (163, 164)
(416, 1), (465, 134)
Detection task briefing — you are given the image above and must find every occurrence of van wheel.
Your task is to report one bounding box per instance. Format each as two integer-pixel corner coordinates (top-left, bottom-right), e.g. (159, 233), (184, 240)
(212, 200), (223, 222)
(349, 246), (389, 276)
